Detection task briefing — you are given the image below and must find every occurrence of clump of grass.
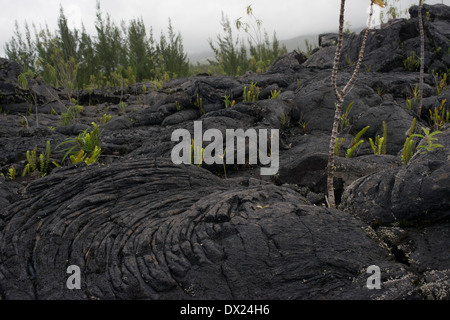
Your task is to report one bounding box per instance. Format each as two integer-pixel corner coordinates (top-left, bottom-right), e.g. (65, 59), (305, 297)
(369, 121), (387, 155)
(346, 126), (370, 158)
(269, 89), (281, 100)
(194, 94), (205, 115)
(243, 82), (260, 102)
(429, 99), (449, 131)
(403, 51), (421, 72)
(100, 113), (112, 124)
(402, 118), (417, 165)
(22, 141), (52, 178)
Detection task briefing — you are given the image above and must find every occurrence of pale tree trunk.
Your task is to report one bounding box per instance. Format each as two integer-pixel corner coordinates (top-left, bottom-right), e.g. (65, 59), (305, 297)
(418, 0), (425, 117)
(327, 0), (374, 208)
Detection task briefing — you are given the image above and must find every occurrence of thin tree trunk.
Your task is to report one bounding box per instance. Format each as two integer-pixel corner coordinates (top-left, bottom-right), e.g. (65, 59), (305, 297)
(418, 0), (425, 117)
(327, 1), (374, 208)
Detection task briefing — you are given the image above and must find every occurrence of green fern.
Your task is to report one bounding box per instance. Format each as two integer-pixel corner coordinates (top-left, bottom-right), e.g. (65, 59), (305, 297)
(346, 126), (370, 158)
(401, 118), (417, 165)
(369, 121), (387, 155)
(22, 141), (52, 178)
(8, 167), (16, 181)
(58, 122), (102, 165)
(412, 127), (444, 154)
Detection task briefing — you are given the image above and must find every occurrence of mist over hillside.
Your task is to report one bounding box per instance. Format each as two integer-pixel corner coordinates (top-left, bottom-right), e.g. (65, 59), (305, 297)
(188, 27), (366, 64)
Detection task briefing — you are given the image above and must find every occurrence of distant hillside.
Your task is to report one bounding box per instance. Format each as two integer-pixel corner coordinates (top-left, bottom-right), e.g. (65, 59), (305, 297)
(280, 34), (319, 52)
(187, 33), (322, 65)
(187, 26), (367, 65)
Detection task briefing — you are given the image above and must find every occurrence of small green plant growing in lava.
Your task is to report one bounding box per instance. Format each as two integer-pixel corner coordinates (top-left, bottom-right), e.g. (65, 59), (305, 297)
(369, 121), (387, 155)
(58, 122), (102, 165)
(412, 127), (444, 154)
(100, 113), (112, 124)
(22, 140), (52, 178)
(346, 126), (370, 158)
(269, 89), (281, 100)
(8, 167), (16, 181)
(18, 70), (39, 128)
(401, 118), (417, 165)
(194, 94), (205, 115)
(243, 82), (260, 102)
(190, 139), (204, 167)
(222, 94), (235, 108)
(429, 99), (449, 131)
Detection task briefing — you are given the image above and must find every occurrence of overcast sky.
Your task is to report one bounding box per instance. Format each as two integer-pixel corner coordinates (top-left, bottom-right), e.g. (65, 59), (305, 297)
(0, 0), (448, 58)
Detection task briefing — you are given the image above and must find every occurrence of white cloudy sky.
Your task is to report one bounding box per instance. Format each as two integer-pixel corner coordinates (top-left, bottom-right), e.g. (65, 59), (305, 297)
(0, 0), (448, 58)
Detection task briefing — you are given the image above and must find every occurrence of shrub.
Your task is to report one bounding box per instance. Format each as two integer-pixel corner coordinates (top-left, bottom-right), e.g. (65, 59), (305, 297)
(58, 122), (102, 165)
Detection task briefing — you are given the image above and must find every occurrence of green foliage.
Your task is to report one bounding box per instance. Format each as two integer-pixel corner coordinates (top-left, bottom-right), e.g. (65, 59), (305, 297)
(281, 113), (287, 126)
(36, 46), (79, 101)
(410, 84), (420, 100)
(346, 126), (370, 158)
(6, 2), (189, 90)
(194, 94), (205, 115)
(403, 51), (421, 72)
(208, 12), (249, 76)
(7, 2), (289, 84)
(376, 86), (385, 97)
(402, 118), (417, 165)
(412, 127), (444, 154)
(369, 121), (387, 155)
(8, 167), (16, 181)
(304, 39), (317, 58)
(61, 105), (84, 126)
(379, 0), (405, 24)
(190, 139), (204, 167)
(18, 70), (33, 90)
(58, 122), (101, 165)
(335, 137), (344, 156)
(345, 54), (355, 67)
(243, 82), (260, 102)
(100, 113), (112, 124)
(269, 89), (281, 100)
(433, 71), (448, 95)
(429, 99), (449, 131)
(157, 19), (190, 79)
(222, 95), (235, 108)
(209, 7), (286, 77)
(18, 70), (39, 128)
(235, 5), (288, 74)
(339, 101), (354, 133)
(22, 141), (52, 178)
(220, 148), (227, 179)
(406, 99), (413, 110)
(119, 101), (126, 112)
